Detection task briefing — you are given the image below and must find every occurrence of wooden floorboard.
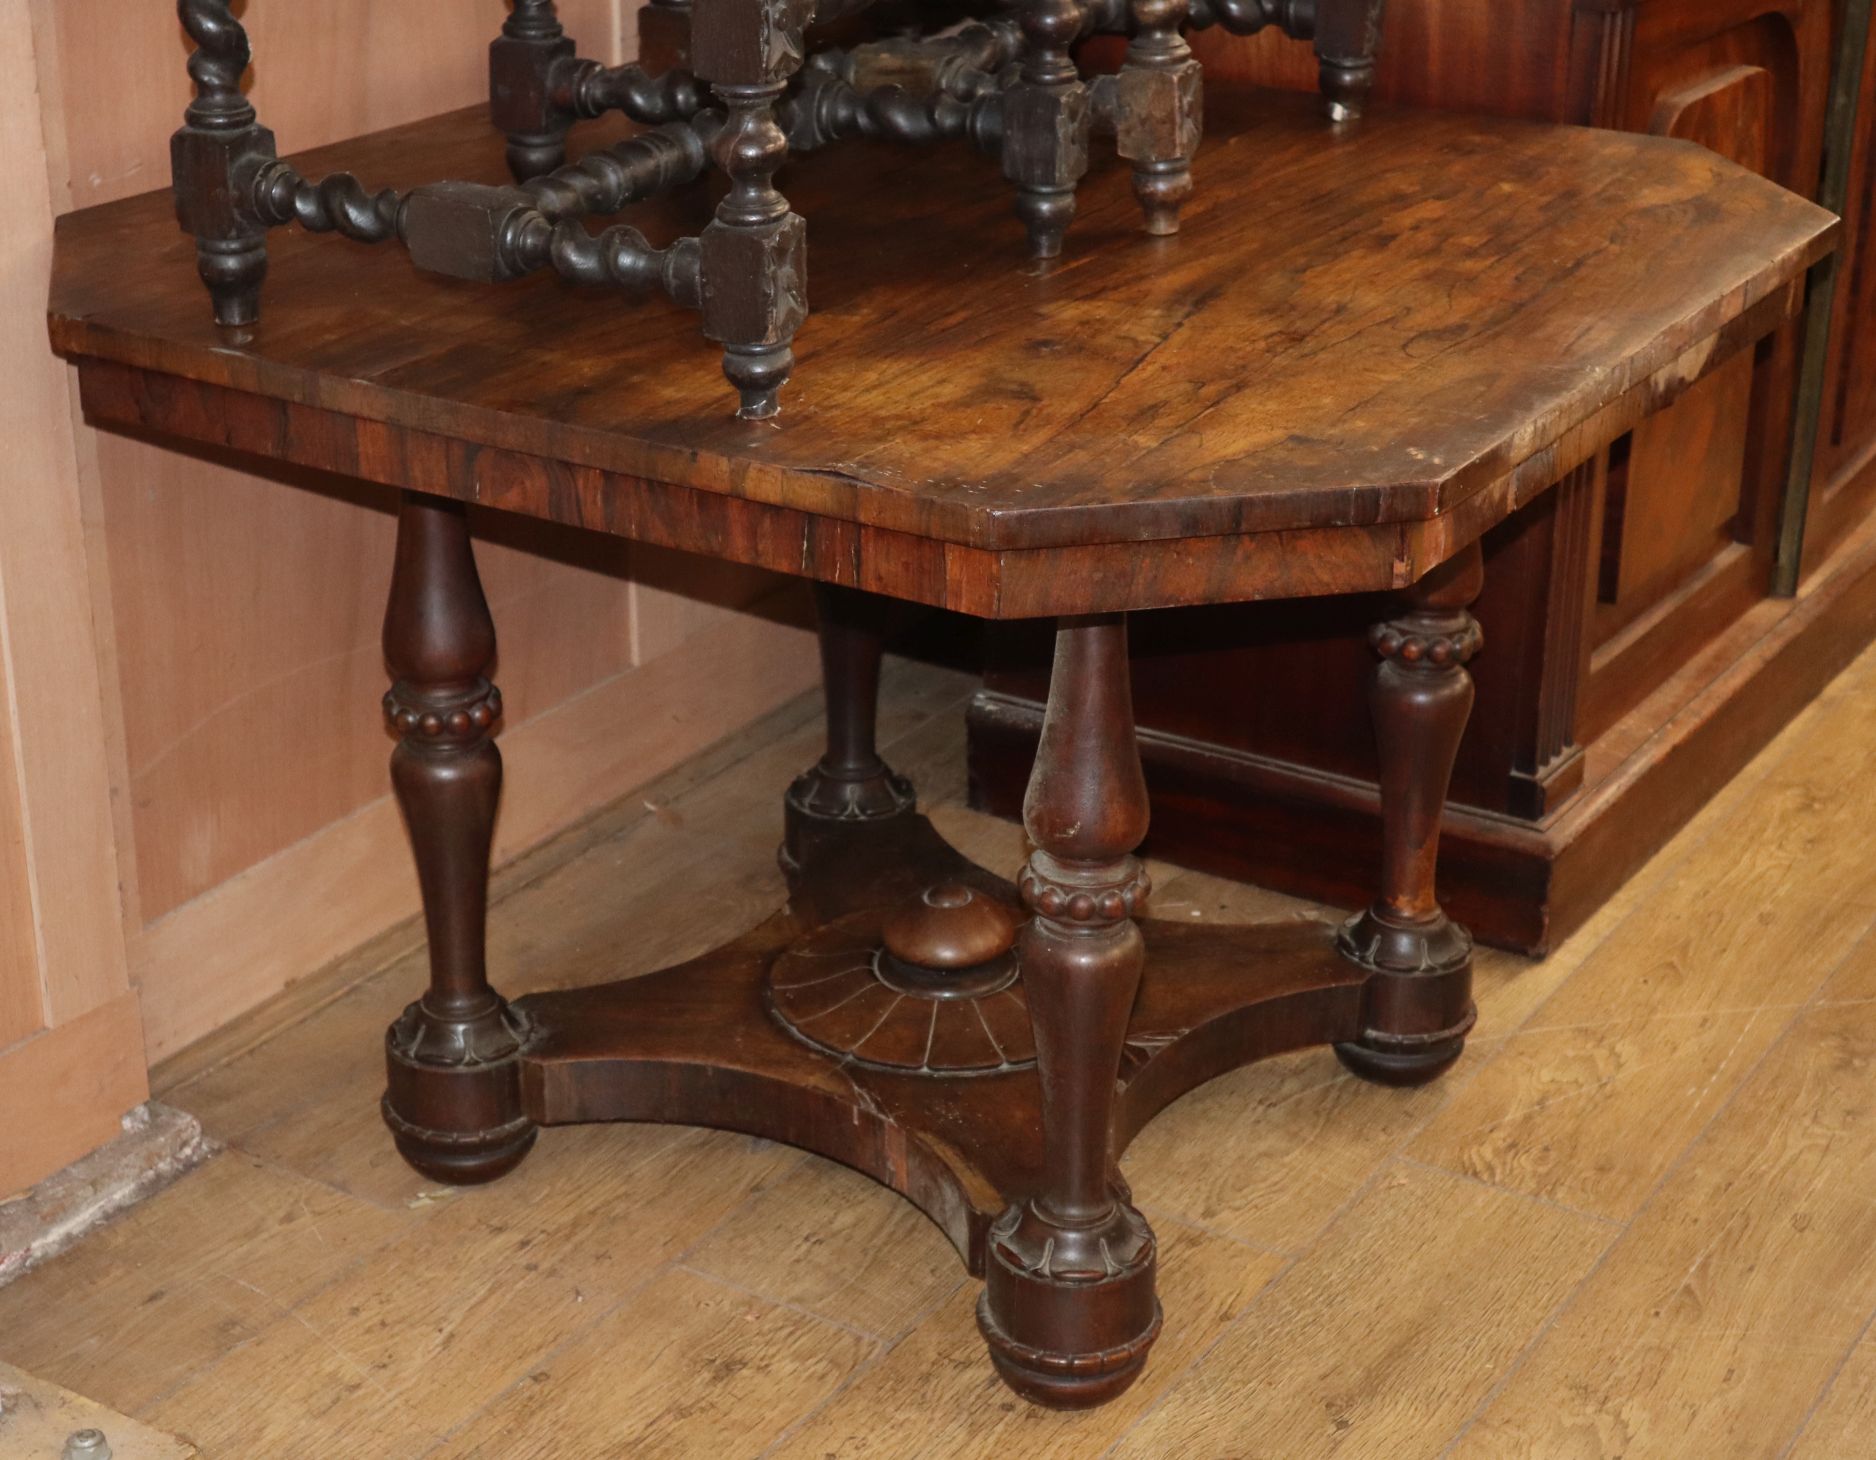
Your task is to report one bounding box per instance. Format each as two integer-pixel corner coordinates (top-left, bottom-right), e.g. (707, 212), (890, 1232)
(6, 647), (1876, 1458)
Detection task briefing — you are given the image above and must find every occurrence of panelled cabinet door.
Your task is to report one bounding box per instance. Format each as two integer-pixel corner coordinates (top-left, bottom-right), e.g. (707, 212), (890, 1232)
(1588, 65), (1770, 662)
(1816, 18), (1876, 554)
(1574, 2), (1820, 734)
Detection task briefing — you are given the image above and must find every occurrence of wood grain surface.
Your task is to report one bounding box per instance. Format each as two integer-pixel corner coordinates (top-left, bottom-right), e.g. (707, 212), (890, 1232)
(6, 652), (1876, 1454)
(49, 90), (1834, 615)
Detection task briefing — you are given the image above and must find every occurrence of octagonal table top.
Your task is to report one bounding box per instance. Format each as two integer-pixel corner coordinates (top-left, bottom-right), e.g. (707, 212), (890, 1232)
(49, 87), (1834, 617)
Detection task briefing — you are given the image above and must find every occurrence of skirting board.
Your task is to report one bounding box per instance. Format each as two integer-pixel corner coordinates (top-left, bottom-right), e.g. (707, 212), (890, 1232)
(132, 609), (819, 1063)
(0, 1102), (211, 1280)
(0, 993), (150, 1197)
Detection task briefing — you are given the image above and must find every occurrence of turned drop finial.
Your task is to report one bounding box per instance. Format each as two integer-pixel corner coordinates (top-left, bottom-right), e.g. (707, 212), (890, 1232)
(881, 882), (1021, 972)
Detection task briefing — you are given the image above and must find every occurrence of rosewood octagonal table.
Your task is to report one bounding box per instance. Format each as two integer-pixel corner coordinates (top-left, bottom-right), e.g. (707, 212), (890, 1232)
(48, 88), (1833, 1408)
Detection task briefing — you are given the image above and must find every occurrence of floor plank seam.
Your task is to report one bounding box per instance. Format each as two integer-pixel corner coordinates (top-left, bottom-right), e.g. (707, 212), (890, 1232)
(675, 1261), (892, 1346)
(1437, 900), (1876, 1457)
(415, 1274), (659, 1457)
(1433, 1206), (1628, 1460)
(416, 1143), (826, 1455)
(1360, 689), (1829, 1223)
(1092, 1163), (1399, 1460)
(751, 1270), (973, 1460)
(1392, 1153), (1625, 1228)
(1773, 1297), (1876, 1459)
(1133, 1201), (1295, 1259)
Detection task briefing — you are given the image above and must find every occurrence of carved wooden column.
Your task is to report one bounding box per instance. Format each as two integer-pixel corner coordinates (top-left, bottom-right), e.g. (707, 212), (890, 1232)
(694, 0), (811, 418)
(781, 584), (917, 878)
(1115, 0), (1203, 235)
(380, 494), (535, 1184)
(1003, 0), (1092, 258)
(171, 0), (277, 328)
(979, 615), (1161, 1408)
(1314, 0), (1389, 122)
(491, 0), (580, 182)
(1335, 540), (1482, 1085)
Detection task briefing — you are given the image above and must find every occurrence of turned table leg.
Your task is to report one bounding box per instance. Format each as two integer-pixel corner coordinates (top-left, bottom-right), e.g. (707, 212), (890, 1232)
(694, 0), (810, 418)
(979, 614), (1161, 1408)
(172, 0), (277, 329)
(491, 0), (579, 183)
(1314, 0), (1389, 122)
(1336, 540), (1482, 1086)
(1115, 0), (1203, 237)
(1005, 0), (1092, 259)
(781, 585), (917, 881)
(380, 493), (536, 1184)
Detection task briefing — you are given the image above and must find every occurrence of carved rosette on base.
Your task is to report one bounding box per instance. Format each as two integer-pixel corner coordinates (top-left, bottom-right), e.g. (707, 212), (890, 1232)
(1335, 542), (1483, 1087)
(766, 884), (1037, 1074)
(379, 495), (538, 1185)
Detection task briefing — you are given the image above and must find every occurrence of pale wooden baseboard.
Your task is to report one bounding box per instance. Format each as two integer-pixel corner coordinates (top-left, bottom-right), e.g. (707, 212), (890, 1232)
(0, 992), (150, 1197)
(131, 610), (819, 1063)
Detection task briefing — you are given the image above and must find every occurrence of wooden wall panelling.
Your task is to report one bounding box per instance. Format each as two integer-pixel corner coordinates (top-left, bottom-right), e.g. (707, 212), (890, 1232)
(1190, 0), (1580, 119)
(0, 0), (147, 1198)
(1812, 8), (1876, 558)
(1579, 1), (1821, 728)
(132, 593), (817, 1062)
(19, 0), (820, 1063)
(0, 684), (45, 1051)
(0, 994), (149, 1200)
(1592, 354), (1756, 640)
(1620, 2), (1821, 185)
(42, 0), (629, 922)
(0, 3), (133, 1030)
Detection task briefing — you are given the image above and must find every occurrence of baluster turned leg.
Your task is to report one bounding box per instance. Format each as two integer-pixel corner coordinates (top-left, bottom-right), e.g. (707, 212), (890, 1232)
(781, 585), (917, 881)
(172, 0), (278, 328)
(1004, 0), (1092, 258)
(1115, 0), (1203, 236)
(694, 0), (811, 418)
(491, 0), (579, 182)
(979, 615), (1161, 1408)
(380, 494), (536, 1184)
(1314, 0), (1389, 122)
(1335, 540), (1482, 1085)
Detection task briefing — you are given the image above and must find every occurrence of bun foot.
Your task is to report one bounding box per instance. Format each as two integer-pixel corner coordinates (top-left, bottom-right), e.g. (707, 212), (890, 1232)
(1016, 187), (1076, 261)
(977, 1199), (1162, 1409)
(1334, 905), (1475, 1088)
(1334, 1031), (1467, 1087)
(723, 343), (793, 420)
(382, 996), (537, 1185)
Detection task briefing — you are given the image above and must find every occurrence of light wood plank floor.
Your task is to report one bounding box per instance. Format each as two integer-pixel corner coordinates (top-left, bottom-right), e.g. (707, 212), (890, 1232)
(8, 643), (1876, 1459)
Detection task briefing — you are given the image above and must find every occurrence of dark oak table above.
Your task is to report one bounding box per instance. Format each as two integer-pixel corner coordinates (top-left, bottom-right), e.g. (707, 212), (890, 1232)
(46, 89), (1834, 1413)
(51, 88), (1832, 618)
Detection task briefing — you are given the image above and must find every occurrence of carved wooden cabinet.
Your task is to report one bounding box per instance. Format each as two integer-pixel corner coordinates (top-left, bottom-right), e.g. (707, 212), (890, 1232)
(969, 0), (1876, 952)
(1814, 5), (1876, 560)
